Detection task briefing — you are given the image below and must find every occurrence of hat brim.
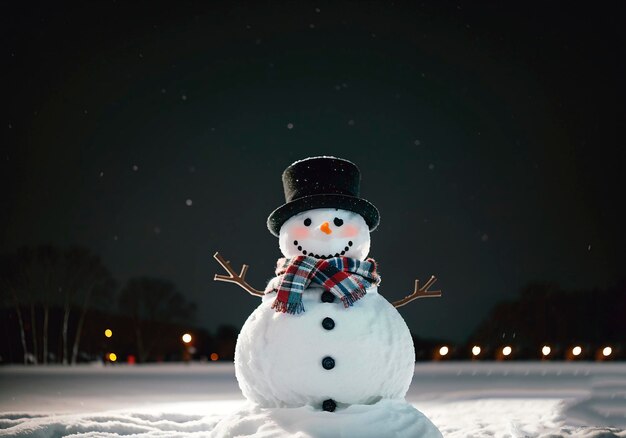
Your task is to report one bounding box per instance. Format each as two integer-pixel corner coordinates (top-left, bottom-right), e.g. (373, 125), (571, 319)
(267, 194), (380, 237)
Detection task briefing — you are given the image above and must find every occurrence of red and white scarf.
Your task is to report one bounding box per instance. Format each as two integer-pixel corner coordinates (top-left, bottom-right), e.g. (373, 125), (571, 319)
(264, 256), (380, 314)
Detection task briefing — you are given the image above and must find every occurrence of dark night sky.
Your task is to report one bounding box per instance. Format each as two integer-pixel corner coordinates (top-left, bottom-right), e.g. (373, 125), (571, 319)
(2, 2), (624, 342)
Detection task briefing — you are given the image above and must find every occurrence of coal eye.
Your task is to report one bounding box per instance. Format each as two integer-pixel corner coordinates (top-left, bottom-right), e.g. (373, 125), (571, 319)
(333, 218), (344, 227)
(304, 218), (312, 226)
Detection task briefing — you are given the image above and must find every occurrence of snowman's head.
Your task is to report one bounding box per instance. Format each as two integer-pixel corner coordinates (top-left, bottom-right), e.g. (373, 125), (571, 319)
(278, 208), (371, 260)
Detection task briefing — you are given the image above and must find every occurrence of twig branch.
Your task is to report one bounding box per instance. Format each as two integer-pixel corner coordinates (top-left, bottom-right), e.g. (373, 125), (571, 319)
(213, 252), (264, 297)
(392, 276), (442, 308)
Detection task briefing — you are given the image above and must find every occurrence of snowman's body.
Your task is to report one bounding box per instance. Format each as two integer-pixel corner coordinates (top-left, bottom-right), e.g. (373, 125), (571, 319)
(235, 284), (415, 408)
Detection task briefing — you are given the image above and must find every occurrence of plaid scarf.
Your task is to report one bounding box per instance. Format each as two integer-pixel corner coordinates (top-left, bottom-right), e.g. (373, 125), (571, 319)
(264, 256), (380, 314)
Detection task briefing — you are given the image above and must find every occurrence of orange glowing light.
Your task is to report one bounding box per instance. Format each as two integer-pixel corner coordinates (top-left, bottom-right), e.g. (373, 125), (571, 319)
(210, 353), (219, 361)
(109, 353), (117, 362)
(104, 329), (113, 338)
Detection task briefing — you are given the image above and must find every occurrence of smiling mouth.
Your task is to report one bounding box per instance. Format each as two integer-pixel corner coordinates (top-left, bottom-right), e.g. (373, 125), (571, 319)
(293, 240), (353, 259)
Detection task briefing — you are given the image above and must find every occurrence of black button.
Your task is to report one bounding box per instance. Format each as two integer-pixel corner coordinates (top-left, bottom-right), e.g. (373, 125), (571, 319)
(322, 399), (336, 412)
(322, 317), (335, 330)
(322, 356), (335, 370)
(321, 291), (335, 303)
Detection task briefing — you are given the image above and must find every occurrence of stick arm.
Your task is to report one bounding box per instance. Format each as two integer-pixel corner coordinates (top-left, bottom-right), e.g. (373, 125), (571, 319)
(392, 275), (442, 308)
(213, 252), (264, 297)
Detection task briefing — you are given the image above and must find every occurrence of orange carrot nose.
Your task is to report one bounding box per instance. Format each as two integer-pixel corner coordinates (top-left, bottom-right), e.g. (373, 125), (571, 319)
(319, 221), (332, 235)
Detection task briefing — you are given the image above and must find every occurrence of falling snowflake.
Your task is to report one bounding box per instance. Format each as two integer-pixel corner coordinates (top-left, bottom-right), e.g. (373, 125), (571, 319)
(154, 226), (161, 235)
(428, 163), (435, 170)
(287, 123), (294, 129)
(181, 94), (187, 101)
(414, 139), (421, 146)
(348, 119), (355, 126)
(132, 165), (139, 172)
(186, 199), (193, 207)
(99, 171), (104, 178)
(481, 234), (489, 242)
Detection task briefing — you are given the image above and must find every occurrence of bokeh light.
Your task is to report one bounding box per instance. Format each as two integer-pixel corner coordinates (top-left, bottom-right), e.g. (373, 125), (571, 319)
(602, 347), (612, 357)
(572, 346), (582, 356)
(439, 346), (449, 356)
(182, 333), (192, 344)
(104, 329), (112, 338)
(502, 346), (512, 356)
(108, 353), (117, 362)
(472, 346), (481, 356)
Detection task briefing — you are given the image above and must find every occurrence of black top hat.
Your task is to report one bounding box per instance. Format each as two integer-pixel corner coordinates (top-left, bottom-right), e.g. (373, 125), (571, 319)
(267, 156), (380, 236)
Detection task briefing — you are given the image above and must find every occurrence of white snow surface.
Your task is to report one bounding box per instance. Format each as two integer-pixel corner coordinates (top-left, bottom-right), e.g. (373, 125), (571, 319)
(1, 362), (625, 437)
(211, 399), (441, 438)
(236, 286), (414, 407)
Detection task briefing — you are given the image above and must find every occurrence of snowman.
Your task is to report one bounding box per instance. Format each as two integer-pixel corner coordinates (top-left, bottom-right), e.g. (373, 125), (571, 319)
(212, 156), (442, 437)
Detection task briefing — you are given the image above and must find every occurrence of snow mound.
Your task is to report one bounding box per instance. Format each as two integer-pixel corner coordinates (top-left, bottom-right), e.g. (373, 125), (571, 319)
(0, 409), (219, 437)
(564, 373), (626, 429)
(429, 398), (626, 438)
(210, 399), (442, 438)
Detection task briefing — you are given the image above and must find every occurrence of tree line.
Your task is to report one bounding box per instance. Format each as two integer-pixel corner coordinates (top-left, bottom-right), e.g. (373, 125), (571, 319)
(0, 245), (195, 365)
(466, 280), (626, 359)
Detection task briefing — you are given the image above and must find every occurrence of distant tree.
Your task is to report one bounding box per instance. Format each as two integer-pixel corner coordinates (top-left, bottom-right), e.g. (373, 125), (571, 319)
(0, 247), (48, 364)
(32, 246), (63, 365)
(118, 278), (195, 362)
(65, 248), (116, 364)
(0, 246), (116, 365)
(0, 254), (29, 364)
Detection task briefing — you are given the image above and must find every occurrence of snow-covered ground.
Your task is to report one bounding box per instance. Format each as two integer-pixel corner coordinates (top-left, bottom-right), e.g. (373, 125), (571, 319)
(0, 362), (625, 437)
